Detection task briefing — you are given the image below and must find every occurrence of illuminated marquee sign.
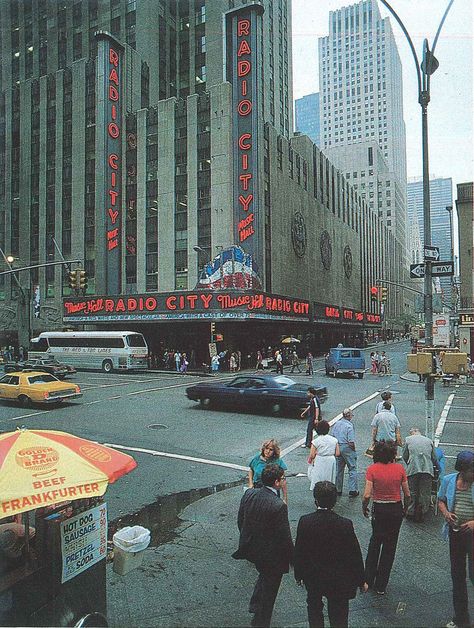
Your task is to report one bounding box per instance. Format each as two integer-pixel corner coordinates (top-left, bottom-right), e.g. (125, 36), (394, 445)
(226, 4), (264, 273)
(63, 291), (310, 322)
(314, 303), (378, 325)
(97, 32), (124, 294)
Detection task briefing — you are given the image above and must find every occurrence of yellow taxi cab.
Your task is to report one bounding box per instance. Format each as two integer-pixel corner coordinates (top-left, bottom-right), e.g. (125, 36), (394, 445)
(0, 370), (82, 407)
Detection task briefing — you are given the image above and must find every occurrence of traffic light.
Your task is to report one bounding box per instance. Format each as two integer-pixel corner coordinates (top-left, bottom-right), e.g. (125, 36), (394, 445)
(370, 286), (379, 302)
(381, 287), (388, 302)
(210, 322), (216, 341)
(68, 269), (77, 290)
(78, 270), (88, 293)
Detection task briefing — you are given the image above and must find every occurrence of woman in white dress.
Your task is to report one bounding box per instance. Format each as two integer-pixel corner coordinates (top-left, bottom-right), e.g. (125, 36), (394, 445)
(308, 420), (340, 491)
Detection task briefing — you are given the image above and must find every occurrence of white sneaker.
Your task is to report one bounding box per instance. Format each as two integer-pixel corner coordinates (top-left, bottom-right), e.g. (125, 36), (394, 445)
(445, 621), (458, 628)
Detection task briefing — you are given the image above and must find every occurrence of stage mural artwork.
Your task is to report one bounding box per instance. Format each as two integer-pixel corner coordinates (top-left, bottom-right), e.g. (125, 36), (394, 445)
(226, 3), (265, 286)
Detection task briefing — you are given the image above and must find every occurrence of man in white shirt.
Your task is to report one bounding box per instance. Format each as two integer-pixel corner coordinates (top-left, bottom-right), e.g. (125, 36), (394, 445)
(331, 408), (359, 497)
(371, 401), (402, 447)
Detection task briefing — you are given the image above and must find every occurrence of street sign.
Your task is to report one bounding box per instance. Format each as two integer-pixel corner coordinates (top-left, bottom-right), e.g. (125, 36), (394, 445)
(410, 261), (454, 278)
(432, 261), (454, 277)
(424, 245), (440, 261)
(410, 263), (425, 279)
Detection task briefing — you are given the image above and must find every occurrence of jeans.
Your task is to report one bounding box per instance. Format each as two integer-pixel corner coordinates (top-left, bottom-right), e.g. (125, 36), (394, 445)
(249, 567), (283, 628)
(364, 501), (403, 592)
(336, 445), (358, 493)
(304, 582), (349, 628)
(407, 473), (432, 518)
(449, 528), (473, 627)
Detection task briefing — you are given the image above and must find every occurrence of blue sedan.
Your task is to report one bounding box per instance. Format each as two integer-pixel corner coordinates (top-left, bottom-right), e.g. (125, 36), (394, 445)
(186, 374), (328, 417)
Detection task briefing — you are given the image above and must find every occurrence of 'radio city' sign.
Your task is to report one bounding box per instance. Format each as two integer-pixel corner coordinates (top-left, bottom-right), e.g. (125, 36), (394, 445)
(226, 4), (264, 272)
(313, 303), (378, 325)
(63, 291), (310, 322)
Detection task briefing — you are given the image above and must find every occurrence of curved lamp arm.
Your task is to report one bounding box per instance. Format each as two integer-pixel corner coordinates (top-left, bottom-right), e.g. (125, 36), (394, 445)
(378, 0), (422, 97)
(427, 0), (456, 92)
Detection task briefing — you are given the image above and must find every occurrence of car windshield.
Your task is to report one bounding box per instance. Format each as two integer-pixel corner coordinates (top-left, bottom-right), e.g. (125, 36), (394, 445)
(27, 374), (58, 384)
(273, 376), (296, 387)
(126, 334), (147, 347)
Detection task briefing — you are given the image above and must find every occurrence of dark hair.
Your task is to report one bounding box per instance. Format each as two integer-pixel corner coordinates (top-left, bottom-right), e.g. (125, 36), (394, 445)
(307, 386), (317, 396)
(313, 481), (337, 509)
(373, 440), (397, 464)
(261, 464), (284, 487)
(382, 401), (392, 411)
(455, 451), (474, 473)
(315, 420), (330, 435)
(381, 391), (392, 401)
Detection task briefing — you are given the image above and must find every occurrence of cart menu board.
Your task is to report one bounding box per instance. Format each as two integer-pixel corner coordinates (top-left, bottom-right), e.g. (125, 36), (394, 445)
(60, 503), (108, 583)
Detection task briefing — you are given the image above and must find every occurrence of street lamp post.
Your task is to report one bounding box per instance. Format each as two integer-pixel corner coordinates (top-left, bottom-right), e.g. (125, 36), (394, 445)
(378, 0), (455, 439)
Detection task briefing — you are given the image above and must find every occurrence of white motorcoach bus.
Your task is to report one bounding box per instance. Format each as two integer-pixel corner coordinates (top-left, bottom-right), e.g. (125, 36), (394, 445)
(29, 331), (149, 372)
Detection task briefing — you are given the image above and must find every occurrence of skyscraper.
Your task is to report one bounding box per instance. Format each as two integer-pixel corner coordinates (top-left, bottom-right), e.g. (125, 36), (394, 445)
(407, 176), (454, 305)
(318, 0), (407, 251)
(295, 92), (320, 145)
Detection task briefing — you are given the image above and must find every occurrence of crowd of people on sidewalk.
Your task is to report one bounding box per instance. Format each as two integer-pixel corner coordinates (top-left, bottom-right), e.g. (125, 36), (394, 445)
(233, 387), (474, 628)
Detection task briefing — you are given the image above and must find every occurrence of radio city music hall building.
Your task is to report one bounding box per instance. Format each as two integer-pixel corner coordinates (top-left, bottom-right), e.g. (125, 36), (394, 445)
(0, 0), (407, 359)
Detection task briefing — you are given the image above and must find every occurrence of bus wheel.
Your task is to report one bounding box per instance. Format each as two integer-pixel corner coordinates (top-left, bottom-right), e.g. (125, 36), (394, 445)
(102, 360), (113, 373)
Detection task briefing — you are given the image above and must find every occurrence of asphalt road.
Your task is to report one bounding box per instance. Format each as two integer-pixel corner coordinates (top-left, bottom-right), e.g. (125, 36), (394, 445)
(1, 341), (471, 521)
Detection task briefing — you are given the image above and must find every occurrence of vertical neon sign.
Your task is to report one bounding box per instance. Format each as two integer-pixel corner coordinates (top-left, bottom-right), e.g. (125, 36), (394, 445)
(97, 32), (123, 294)
(226, 4), (264, 279)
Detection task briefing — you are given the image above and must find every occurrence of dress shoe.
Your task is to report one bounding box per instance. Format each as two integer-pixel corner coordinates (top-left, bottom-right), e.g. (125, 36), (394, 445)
(349, 491), (360, 497)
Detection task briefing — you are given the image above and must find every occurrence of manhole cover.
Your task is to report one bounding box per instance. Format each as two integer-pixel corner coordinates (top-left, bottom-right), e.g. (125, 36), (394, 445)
(148, 424), (168, 430)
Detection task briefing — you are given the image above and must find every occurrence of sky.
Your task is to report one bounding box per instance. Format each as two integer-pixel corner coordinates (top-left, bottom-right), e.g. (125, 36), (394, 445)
(291, 0), (474, 196)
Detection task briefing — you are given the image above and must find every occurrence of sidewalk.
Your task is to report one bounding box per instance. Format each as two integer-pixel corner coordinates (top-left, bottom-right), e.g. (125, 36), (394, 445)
(106, 465), (467, 627)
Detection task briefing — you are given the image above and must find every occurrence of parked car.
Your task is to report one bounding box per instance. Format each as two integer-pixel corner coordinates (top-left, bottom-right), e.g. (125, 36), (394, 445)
(3, 358), (76, 379)
(325, 347), (366, 379)
(186, 374), (328, 417)
(0, 371), (82, 407)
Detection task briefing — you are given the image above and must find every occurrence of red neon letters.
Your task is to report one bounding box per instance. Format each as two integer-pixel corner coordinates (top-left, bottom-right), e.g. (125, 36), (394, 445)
(106, 46), (121, 252)
(236, 16), (255, 243)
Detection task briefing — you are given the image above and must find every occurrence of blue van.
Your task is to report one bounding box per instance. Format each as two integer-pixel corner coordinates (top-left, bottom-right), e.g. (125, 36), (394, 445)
(325, 347), (366, 379)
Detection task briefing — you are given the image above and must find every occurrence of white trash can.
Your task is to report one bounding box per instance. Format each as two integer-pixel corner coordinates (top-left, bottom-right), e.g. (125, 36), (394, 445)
(112, 526), (151, 575)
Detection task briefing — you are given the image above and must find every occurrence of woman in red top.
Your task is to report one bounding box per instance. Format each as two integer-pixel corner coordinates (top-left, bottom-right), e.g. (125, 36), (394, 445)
(362, 440), (411, 594)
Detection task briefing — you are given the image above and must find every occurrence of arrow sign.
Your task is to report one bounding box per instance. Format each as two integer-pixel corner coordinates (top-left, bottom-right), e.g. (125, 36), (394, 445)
(410, 263), (425, 279)
(424, 245), (440, 261)
(432, 261), (454, 277)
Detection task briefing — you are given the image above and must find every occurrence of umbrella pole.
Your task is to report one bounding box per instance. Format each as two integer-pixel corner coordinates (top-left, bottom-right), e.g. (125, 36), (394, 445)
(23, 511), (31, 563)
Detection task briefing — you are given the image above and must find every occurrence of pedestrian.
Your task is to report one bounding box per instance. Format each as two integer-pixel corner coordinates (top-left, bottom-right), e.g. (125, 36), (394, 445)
(437, 451), (474, 628)
(256, 350), (264, 372)
(331, 408), (359, 497)
(375, 390), (396, 415)
(232, 464), (294, 628)
(290, 350), (301, 373)
(373, 350), (380, 374)
(248, 439), (288, 504)
(371, 401), (403, 448)
(211, 354), (220, 373)
(180, 352), (189, 374)
(307, 421), (339, 491)
(370, 352), (377, 374)
(306, 352), (314, 376)
(237, 350), (242, 371)
(402, 428), (438, 522)
(294, 481), (367, 628)
(379, 352), (388, 376)
(362, 440), (411, 594)
(18, 345), (24, 361)
(301, 386), (321, 448)
(275, 350), (283, 375)
(229, 352), (237, 373)
(174, 351), (181, 372)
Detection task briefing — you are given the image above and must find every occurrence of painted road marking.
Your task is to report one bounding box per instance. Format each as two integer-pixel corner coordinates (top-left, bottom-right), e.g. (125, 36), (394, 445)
(434, 393), (455, 447)
(449, 406), (473, 410)
(103, 442), (249, 472)
(446, 420), (474, 424)
(1, 408), (50, 422)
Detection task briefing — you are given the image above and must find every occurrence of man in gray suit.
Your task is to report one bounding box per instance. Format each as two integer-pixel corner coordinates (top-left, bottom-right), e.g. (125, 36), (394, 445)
(233, 464), (294, 628)
(402, 427), (438, 521)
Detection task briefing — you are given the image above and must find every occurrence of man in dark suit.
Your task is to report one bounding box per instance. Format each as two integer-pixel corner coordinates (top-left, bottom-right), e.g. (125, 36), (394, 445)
(294, 481), (367, 628)
(233, 464), (294, 628)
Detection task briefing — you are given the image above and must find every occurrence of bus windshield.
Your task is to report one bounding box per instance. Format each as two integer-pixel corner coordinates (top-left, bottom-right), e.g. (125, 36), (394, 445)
(126, 334), (147, 347)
